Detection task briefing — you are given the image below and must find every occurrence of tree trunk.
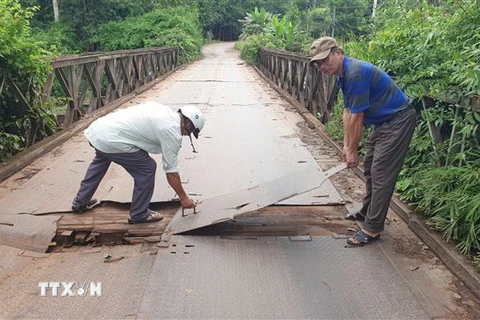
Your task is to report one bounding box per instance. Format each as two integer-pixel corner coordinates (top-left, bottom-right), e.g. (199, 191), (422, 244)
(53, 0), (59, 22)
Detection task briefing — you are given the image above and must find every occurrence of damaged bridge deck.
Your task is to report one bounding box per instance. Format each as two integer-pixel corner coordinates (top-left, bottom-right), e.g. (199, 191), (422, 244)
(55, 203), (352, 247)
(0, 41), (351, 252)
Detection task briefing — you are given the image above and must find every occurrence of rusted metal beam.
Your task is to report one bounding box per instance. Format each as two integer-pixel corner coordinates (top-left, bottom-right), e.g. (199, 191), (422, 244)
(43, 47), (179, 129)
(52, 47), (176, 68)
(259, 48), (336, 124)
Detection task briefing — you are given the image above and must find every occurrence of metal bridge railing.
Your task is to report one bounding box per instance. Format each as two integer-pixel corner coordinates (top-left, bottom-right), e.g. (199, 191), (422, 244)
(259, 48), (338, 124)
(42, 46), (179, 128)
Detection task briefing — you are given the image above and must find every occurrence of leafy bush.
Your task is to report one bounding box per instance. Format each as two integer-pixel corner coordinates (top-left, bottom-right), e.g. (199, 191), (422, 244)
(237, 7), (310, 65)
(404, 166), (480, 257)
(239, 7), (274, 39)
(0, 0), (57, 161)
(368, 2), (480, 101)
(32, 22), (82, 54)
(236, 33), (283, 66)
(284, 0), (372, 40)
(97, 6), (203, 63)
(0, 132), (23, 161)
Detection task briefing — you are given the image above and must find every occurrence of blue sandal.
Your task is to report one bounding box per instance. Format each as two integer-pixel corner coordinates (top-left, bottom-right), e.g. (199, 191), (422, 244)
(347, 230), (380, 246)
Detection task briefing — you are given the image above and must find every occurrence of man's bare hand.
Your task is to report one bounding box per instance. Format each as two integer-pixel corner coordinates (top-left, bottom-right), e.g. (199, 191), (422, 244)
(345, 150), (360, 168)
(181, 197), (196, 208)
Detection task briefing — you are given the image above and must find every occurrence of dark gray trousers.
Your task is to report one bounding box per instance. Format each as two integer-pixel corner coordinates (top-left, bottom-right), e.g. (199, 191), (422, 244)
(359, 107), (417, 233)
(73, 147), (157, 220)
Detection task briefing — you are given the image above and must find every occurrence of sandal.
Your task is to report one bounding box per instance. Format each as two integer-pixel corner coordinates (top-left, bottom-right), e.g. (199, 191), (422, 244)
(347, 230), (380, 246)
(128, 209), (164, 224)
(344, 211), (365, 222)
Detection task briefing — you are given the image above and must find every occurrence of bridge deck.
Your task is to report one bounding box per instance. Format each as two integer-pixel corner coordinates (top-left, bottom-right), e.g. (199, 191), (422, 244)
(0, 43), (478, 319)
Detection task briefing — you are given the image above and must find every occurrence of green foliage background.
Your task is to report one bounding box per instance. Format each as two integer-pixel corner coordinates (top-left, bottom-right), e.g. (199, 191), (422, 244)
(0, 0), (56, 160)
(96, 6), (203, 64)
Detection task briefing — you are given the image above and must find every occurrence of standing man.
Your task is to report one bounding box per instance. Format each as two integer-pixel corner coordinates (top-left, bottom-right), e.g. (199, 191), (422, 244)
(71, 101), (204, 224)
(310, 37), (417, 246)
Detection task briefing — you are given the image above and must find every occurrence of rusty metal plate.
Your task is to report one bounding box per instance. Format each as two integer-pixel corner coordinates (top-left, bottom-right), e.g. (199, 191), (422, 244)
(166, 164), (345, 234)
(0, 213), (60, 252)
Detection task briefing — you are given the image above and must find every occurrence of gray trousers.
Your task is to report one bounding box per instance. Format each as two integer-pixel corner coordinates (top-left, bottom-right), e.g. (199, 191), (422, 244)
(359, 107), (417, 233)
(73, 147), (157, 220)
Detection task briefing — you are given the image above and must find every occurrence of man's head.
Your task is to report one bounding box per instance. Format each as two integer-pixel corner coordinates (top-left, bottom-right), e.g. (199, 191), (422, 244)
(310, 36), (344, 76)
(178, 105), (204, 139)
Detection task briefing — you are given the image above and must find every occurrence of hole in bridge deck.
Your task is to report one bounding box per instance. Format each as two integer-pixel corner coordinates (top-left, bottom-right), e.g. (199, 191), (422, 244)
(53, 202), (352, 250)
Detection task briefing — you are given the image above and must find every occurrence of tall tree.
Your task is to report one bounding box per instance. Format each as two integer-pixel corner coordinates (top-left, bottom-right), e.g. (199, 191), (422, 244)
(52, 0), (58, 21)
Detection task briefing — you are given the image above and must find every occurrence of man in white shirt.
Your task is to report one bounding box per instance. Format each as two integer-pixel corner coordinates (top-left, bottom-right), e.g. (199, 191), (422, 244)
(71, 101), (204, 224)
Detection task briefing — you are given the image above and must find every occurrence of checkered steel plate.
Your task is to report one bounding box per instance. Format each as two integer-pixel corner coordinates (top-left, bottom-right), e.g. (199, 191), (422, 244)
(0, 245), (154, 319)
(140, 235), (429, 319)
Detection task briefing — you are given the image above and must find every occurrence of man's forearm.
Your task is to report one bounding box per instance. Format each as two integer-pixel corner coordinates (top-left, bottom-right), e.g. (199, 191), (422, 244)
(166, 172), (188, 200)
(342, 109), (350, 149)
(346, 113), (364, 152)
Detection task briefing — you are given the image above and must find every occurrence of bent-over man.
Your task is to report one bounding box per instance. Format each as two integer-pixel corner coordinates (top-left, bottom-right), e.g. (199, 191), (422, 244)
(71, 101), (204, 224)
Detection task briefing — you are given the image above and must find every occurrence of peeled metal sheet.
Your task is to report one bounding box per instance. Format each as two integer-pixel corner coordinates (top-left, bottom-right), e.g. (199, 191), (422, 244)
(0, 213), (60, 252)
(276, 163), (347, 205)
(0, 143), (110, 215)
(275, 182), (345, 205)
(166, 164), (346, 234)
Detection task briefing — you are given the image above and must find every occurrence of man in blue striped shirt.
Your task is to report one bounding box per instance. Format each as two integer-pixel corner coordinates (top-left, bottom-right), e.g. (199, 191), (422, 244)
(310, 37), (417, 246)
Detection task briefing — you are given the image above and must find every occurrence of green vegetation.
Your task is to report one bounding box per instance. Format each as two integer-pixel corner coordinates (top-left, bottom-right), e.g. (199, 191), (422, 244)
(0, 0), (56, 160)
(236, 0), (372, 65)
(2, 0), (206, 161)
(97, 6), (203, 64)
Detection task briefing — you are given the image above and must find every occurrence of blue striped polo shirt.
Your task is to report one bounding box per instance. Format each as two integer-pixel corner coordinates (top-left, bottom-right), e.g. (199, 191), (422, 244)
(338, 56), (409, 125)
